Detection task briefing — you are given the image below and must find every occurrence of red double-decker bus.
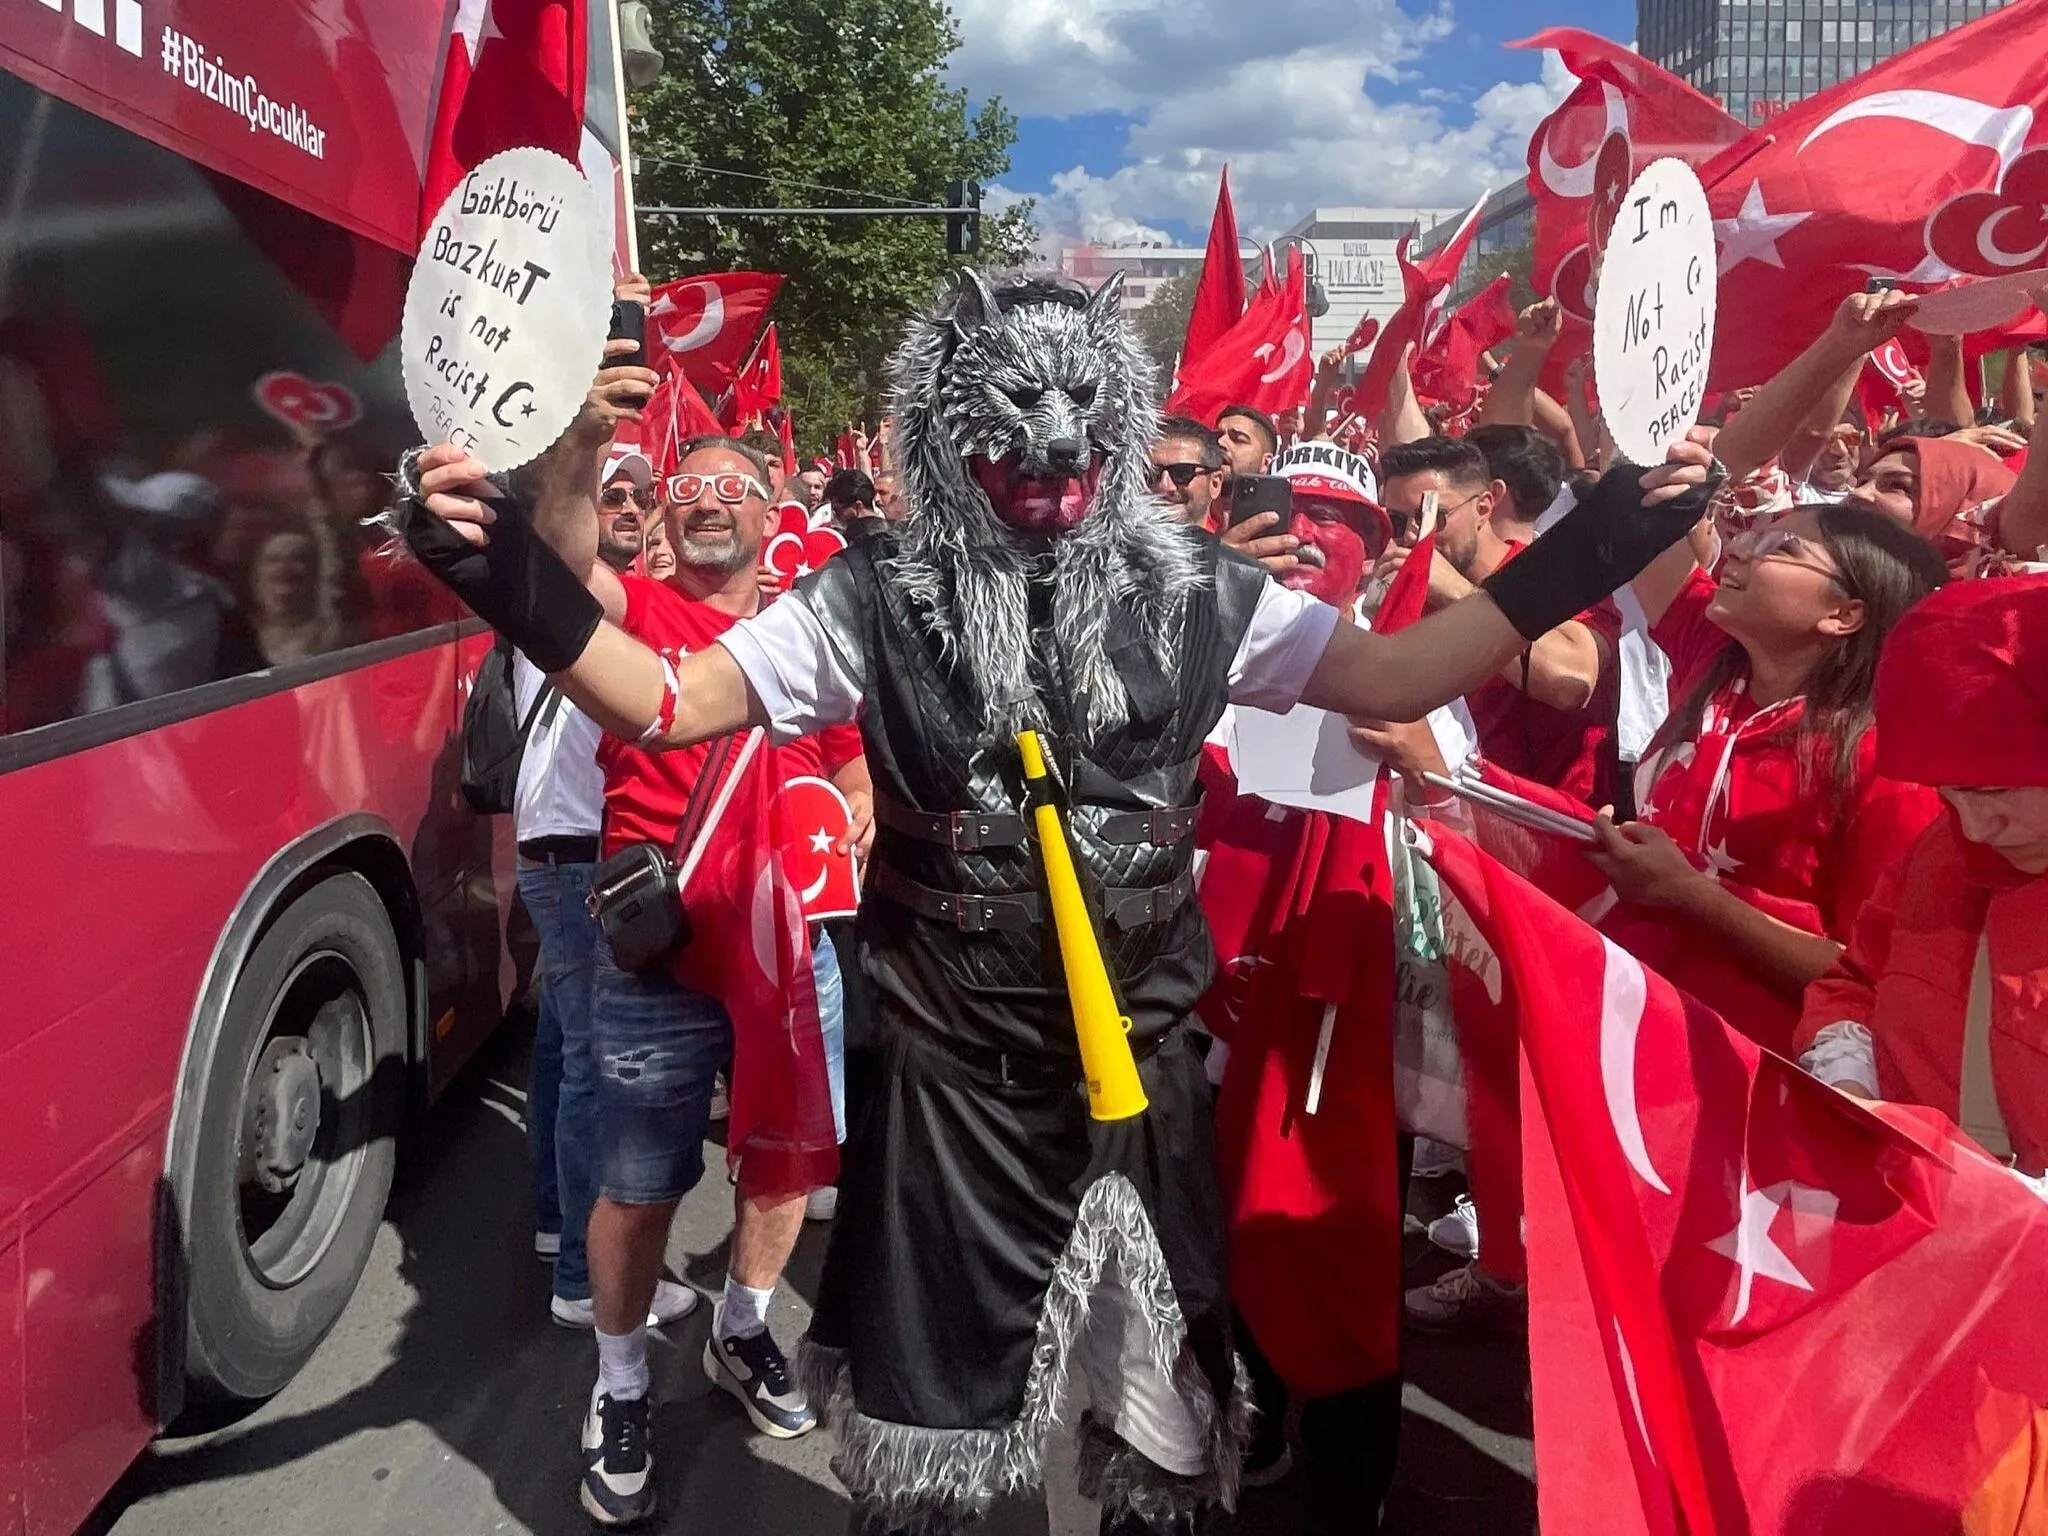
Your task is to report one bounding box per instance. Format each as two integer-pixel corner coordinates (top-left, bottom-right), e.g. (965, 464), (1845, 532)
(0, 4), (633, 1530)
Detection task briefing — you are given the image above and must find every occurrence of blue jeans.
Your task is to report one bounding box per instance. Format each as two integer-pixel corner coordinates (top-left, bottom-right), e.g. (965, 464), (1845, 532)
(589, 934), (733, 1204)
(813, 926), (846, 1145)
(517, 860), (600, 1303)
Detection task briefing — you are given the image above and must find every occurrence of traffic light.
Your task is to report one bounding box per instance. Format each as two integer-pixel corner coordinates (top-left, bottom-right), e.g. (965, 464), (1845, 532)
(945, 179), (982, 257)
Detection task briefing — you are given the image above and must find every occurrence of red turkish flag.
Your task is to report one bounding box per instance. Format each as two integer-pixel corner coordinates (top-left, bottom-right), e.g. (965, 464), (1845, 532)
(1512, 29), (1745, 391)
(761, 503), (848, 592)
(1422, 826), (2048, 1536)
(671, 730), (837, 1198)
(1166, 244), (1313, 423)
(647, 273), (784, 397)
(421, 0), (587, 239)
(618, 369), (726, 481)
(1182, 166), (1249, 374)
(1699, 0), (2048, 387)
(1347, 195), (1489, 426)
(776, 776), (861, 920)
(1413, 273), (1518, 412)
(727, 324), (784, 427)
(1340, 314), (1381, 360)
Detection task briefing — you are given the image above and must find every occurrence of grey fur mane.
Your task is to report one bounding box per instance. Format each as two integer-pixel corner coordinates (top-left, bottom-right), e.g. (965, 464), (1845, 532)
(880, 268), (1208, 745)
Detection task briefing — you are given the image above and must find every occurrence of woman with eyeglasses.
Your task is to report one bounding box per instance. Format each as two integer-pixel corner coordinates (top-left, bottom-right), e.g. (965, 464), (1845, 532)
(1589, 496), (1952, 1056)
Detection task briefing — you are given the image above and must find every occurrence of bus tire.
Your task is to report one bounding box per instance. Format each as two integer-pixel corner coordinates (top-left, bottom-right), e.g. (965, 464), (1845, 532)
(181, 870), (407, 1402)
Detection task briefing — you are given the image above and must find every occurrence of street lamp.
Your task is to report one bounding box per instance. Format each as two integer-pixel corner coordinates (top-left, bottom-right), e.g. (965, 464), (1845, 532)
(1271, 234), (1330, 319)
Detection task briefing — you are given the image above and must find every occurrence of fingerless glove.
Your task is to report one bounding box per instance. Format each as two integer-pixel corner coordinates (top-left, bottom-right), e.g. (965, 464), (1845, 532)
(1481, 458), (1721, 641)
(393, 448), (605, 674)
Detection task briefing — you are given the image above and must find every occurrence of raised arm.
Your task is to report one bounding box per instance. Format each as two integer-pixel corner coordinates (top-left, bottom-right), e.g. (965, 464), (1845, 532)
(1298, 442), (1716, 721)
(401, 446), (760, 749)
(1476, 299), (1562, 430)
(1714, 289), (1917, 482)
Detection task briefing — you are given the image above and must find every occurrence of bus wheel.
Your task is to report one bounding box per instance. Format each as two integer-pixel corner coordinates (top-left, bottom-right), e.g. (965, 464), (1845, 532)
(182, 871), (408, 1401)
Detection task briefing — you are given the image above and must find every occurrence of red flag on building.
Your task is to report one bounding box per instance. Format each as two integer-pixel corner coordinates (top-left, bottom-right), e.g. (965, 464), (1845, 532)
(1413, 273), (1518, 411)
(647, 272), (784, 397)
(1182, 166), (1248, 374)
(1166, 245), (1312, 424)
(1510, 28), (1744, 390)
(671, 730), (837, 1198)
(1349, 194), (1489, 427)
(1422, 826), (2048, 1536)
(421, 0), (588, 237)
(1695, 0), (2048, 387)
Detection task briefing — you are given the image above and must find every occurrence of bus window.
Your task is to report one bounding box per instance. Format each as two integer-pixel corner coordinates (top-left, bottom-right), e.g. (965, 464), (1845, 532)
(0, 71), (446, 740)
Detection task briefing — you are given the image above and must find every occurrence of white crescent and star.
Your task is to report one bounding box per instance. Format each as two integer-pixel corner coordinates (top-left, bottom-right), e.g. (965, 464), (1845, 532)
(1800, 89), (2034, 177)
(1540, 83), (1628, 200)
(1598, 938), (1671, 1195)
(1254, 326), (1308, 384)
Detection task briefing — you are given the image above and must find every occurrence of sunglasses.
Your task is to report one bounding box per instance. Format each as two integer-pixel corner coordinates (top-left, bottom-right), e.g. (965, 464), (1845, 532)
(665, 472), (770, 506)
(1147, 461), (1212, 489)
(1726, 524), (1849, 586)
(600, 485), (656, 510)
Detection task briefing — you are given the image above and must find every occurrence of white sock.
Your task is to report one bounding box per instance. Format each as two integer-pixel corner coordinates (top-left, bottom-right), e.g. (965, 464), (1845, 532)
(595, 1325), (649, 1402)
(717, 1275), (775, 1341)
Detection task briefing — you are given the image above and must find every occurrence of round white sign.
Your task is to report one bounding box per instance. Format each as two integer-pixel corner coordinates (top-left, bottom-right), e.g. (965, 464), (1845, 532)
(401, 147), (614, 473)
(1592, 157), (1718, 468)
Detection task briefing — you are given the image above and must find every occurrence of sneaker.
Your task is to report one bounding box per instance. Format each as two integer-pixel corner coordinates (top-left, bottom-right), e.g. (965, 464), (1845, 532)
(708, 1076), (730, 1122)
(704, 1321), (816, 1438)
(1404, 1263), (1527, 1333)
(535, 1229), (562, 1261)
(580, 1391), (656, 1526)
(1426, 1194), (1480, 1260)
(552, 1280), (701, 1332)
(803, 1186), (838, 1222)
(1411, 1137), (1465, 1179)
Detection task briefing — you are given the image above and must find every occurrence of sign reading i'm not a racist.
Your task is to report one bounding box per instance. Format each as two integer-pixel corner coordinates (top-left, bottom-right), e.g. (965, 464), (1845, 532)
(1593, 157), (1718, 468)
(401, 147), (613, 471)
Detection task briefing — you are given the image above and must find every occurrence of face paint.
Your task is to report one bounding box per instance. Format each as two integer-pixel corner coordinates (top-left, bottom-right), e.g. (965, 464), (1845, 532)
(1280, 501), (1370, 607)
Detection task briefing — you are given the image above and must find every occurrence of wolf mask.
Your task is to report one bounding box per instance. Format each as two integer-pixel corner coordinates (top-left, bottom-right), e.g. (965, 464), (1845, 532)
(883, 269), (1207, 745)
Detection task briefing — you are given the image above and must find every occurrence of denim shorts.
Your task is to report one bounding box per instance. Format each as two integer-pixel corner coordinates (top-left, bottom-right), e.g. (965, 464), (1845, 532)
(588, 933), (733, 1205)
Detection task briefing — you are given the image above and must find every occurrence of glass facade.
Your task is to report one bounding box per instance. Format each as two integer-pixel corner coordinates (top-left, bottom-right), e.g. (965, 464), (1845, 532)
(1639, 0), (2013, 125)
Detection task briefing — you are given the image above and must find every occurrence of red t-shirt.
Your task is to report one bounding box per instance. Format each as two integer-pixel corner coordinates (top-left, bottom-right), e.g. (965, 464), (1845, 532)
(1604, 568), (1942, 1053)
(1466, 542), (1621, 809)
(596, 576), (863, 855)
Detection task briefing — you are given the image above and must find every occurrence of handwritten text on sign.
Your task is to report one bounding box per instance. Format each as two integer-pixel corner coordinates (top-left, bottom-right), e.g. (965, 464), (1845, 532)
(400, 147), (612, 473)
(1592, 158), (1718, 468)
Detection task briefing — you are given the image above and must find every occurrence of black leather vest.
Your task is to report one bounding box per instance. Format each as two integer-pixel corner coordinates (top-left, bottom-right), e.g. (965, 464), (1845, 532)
(798, 534), (1269, 1057)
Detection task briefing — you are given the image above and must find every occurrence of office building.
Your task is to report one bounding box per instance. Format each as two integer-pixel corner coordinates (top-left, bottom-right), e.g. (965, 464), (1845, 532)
(1640, 0), (2013, 125)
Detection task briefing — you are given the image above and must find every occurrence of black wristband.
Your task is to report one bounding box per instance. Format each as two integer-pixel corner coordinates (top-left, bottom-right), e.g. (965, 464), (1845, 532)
(1481, 458), (1721, 641)
(393, 449), (605, 674)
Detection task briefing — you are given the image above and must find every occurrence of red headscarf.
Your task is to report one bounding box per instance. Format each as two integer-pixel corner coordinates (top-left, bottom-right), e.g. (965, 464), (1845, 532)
(1875, 573), (2048, 787)
(1901, 435), (2017, 547)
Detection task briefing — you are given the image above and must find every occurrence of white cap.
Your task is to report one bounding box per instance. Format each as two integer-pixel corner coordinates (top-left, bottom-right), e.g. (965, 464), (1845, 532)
(601, 450), (653, 489)
(98, 471), (220, 522)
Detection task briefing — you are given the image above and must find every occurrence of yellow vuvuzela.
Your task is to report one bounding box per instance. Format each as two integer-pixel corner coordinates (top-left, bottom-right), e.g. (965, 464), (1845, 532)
(1016, 730), (1149, 1121)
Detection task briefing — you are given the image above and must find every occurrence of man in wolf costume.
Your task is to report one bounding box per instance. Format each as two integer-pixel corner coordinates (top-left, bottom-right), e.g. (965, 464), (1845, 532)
(396, 268), (1716, 1533)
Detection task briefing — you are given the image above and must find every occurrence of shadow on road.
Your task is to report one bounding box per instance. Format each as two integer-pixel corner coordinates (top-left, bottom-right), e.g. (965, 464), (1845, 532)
(87, 1025), (852, 1536)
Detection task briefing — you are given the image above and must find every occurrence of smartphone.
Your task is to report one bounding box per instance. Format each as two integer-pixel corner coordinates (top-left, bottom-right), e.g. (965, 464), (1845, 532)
(608, 299), (646, 369)
(1229, 473), (1293, 530)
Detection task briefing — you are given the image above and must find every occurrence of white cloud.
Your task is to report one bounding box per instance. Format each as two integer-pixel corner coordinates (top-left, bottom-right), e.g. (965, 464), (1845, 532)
(950, 1), (1572, 248)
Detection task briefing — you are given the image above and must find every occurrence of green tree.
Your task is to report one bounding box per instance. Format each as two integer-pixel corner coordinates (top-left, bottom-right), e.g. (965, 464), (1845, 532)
(1132, 268), (1199, 382)
(631, 0), (1038, 452)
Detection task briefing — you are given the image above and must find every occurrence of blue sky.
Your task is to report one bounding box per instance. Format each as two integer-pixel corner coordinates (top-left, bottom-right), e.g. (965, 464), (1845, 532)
(948, 0), (1638, 246)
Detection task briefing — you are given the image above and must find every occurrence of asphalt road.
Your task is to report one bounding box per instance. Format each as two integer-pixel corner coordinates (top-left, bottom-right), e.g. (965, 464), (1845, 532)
(89, 1026), (1533, 1536)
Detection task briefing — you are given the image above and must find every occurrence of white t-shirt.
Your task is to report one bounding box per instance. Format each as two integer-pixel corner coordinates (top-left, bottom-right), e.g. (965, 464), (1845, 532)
(718, 580), (1341, 742)
(512, 653), (606, 842)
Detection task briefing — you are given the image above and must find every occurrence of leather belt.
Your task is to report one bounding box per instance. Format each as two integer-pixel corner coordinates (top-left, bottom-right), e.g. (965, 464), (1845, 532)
(869, 864), (1195, 934)
(874, 796), (1027, 852)
(518, 835), (601, 864)
(1095, 805), (1200, 846)
(875, 796), (1196, 851)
